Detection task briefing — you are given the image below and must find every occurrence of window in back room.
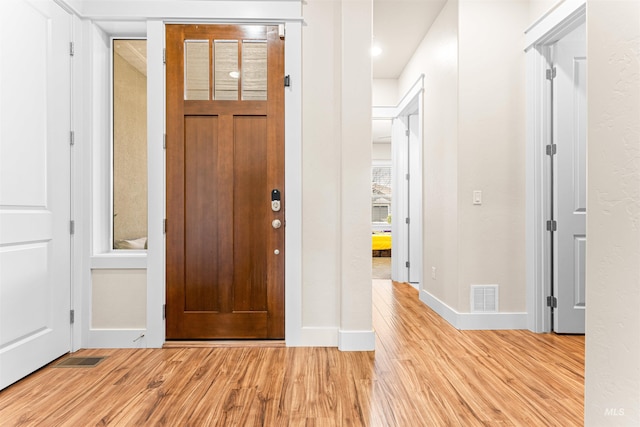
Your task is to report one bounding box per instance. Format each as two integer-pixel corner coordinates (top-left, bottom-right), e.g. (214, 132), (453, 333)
(112, 39), (148, 250)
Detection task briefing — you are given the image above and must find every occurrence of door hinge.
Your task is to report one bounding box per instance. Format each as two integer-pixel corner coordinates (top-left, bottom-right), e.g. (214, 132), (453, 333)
(70, 309), (75, 324)
(163, 48), (166, 64)
(163, 304), (166, 320)
(164, 219), (167, 234)
(70, 130), (75, 146)
(546, 67), (556, 80)
(546, 220), (557, 231)
(405, 217), (410, 224)
(284, 75), (291, 87)
(546, 144), (557, 156)
(546, 296), (558, 308)
(69, 42), (75, 57)
(163, 134), (167, 149)
(70, 220), (75, 235)
(405, 261), (410, 268)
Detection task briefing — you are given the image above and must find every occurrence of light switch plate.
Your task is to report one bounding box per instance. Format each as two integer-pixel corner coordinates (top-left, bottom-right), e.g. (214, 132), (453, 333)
(473, 190), (482, 205)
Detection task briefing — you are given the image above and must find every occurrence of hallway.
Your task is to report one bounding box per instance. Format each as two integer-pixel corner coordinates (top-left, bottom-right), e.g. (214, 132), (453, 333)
(0, 281), (584, 426)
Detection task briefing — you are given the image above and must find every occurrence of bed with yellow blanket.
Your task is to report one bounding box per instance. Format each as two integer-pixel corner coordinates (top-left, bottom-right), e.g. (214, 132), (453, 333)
(372, 232), (392, 251)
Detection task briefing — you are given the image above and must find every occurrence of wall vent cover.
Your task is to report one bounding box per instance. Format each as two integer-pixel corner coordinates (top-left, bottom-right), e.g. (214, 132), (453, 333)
(471, 285), (499, 313)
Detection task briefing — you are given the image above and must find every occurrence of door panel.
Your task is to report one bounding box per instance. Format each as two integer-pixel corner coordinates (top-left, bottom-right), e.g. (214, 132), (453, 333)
(408, 114), (422, 284)
(166, 25), (284, 339)
(0, 0), (71, 389)
(554, 22), (586, 333)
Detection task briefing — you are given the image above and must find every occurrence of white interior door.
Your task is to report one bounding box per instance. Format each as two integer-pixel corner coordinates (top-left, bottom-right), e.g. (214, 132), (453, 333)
(0, 0), (72, 389)
(391, 117), (408, 283)
(553, 22), (586, 334)
(407, 114), (422, 284)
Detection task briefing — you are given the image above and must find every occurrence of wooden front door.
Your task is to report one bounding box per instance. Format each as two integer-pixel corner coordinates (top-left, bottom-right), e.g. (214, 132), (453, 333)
(166, 24), (285, 339)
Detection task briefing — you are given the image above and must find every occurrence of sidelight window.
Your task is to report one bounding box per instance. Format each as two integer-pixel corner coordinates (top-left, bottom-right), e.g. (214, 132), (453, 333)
(112, 39), (148, 250)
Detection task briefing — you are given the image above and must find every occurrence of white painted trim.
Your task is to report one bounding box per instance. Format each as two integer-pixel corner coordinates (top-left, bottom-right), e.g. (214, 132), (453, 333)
(524, 0), (586, 51)
(91, 254), (147, 269)
(338, 330), (376, 351)
(88, 329), (148, 348)
(287, 327), (338, 347)
(146, 20), (166, 349)
(283, 22), (304, 347)
(525, 3), (586, 333)
(71, 15), (89, 352)
(420, 290), (527, 330)
(80, 1), (303, 22)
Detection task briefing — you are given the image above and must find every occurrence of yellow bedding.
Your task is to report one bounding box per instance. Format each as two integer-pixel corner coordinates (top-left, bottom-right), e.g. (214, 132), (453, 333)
(372, 233), (392, 250)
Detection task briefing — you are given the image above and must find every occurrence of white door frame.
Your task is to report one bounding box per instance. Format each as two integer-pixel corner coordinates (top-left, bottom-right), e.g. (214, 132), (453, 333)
(373, 75), (424, 289)
(525, 0), (586, 333)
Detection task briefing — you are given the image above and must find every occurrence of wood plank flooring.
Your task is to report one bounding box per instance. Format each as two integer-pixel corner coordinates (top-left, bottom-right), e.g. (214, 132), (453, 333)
(0, 280), (584, 426)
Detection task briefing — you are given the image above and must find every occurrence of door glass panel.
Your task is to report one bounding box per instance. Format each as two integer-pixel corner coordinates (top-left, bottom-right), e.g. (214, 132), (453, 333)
(242, 40), (267, 100)
(214, 40), (239, 100)
(184, 40), (209, 100)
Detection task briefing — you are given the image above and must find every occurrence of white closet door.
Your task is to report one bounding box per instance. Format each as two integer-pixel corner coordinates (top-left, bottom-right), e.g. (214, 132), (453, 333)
(0, 0), (72, 389)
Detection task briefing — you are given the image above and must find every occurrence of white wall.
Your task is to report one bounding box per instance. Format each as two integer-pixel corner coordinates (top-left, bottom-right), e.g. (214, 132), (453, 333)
(585, 1), (640, 424)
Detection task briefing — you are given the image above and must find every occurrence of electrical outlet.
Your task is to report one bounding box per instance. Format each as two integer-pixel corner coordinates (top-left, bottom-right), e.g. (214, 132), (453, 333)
(431, 266), (436, 280)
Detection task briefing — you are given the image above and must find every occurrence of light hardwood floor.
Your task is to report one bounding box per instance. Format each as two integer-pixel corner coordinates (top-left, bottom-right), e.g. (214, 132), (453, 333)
(0, 280), (584, 426)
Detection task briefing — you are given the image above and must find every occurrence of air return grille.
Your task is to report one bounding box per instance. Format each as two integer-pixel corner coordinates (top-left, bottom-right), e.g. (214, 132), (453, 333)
(54, 356), (107, 368)
(471, 285), (499, 313)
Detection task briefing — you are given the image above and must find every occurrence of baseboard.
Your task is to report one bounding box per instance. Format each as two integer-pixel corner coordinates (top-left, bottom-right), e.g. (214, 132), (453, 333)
(287, 326), (339, 347)
(338, 329), (376, 351)
(420, 290), (527, 330)
(88, 329), (148, 348)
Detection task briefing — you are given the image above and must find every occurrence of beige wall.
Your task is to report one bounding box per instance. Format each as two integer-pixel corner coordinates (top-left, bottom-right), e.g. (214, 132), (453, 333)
(399, 0), (460, 308)
(301, 0), (373, 337)
(528, 0), (561, 27)
(113, 52), (147, 243)
(398, 0), (528, 313)
(457, 0), (528, 312)
(585, 1), (640, 424)
(92, 269), (146, 329)
(301, 0), (341, 327)
(372, 79), (398, 106)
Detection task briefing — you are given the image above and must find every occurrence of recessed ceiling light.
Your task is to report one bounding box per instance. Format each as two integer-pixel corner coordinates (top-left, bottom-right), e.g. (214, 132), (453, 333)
(370, 45), (382, 57)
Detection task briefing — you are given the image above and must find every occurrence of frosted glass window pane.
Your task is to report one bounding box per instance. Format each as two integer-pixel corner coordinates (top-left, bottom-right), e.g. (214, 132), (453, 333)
(184, 41), (209, 100)
(214, 41), (238, 100)
(242, 41), (267, 101)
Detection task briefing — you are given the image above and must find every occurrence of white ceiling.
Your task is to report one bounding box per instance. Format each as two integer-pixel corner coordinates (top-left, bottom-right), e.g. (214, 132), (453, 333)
(373, 0), (447, 79)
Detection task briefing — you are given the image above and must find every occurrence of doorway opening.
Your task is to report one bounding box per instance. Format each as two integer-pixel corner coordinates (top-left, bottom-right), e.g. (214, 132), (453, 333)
(525, 4), (586, 334)
(372, 76), (424, 289)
